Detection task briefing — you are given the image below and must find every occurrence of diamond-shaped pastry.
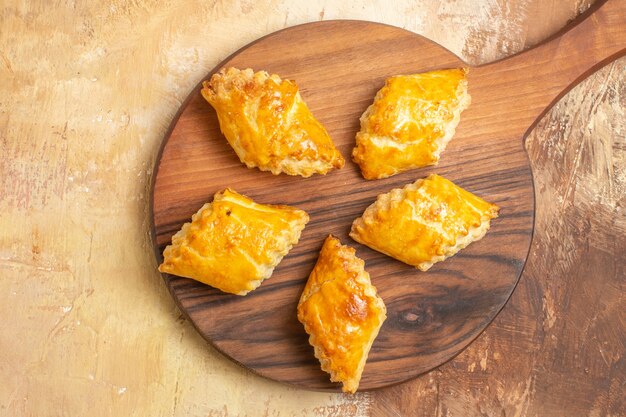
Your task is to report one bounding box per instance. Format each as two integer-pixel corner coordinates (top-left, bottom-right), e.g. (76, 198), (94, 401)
(352, 68), (470, 179)
(158, 188), (309, 295)
(350, 174), (499, 271)
(202, 67), (345, 177)
(297, 235), (386, 393)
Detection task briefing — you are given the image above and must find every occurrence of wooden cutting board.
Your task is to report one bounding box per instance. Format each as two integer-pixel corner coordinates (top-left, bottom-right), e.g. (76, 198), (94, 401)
(151, 0), (625, 391)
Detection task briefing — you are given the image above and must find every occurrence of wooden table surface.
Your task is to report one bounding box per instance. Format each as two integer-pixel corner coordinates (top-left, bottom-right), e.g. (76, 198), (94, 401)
(1, 1), (623, 416)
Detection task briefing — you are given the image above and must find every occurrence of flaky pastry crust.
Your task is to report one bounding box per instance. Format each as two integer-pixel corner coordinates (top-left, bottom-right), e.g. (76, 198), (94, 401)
(297, 235), (386, 393)
(350, 174), (499, 271)
(159, 188), (308, 295)
(202, 67), (345, 177)
(352, 68), (470, 179)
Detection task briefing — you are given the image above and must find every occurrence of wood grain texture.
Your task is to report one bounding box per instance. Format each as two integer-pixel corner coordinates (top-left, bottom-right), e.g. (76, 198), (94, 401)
(370, 54), (626, 417)
(369, 2), (626, 416)
(151, 0), (625, 392)
(153, 23), (523, 391)
(4, 0), (623, 415)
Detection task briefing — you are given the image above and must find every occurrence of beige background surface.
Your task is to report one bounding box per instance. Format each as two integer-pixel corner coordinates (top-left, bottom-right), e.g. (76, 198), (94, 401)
(2, 1), (623, 416)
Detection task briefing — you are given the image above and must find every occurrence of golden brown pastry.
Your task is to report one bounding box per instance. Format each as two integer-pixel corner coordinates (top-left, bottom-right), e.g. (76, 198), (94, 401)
(352, 68), (471, 180)
(201, 67), (345, 177)
(158, 188), (309, 295)
(297, 235), (386, 393)
(350, 174), (499, 271)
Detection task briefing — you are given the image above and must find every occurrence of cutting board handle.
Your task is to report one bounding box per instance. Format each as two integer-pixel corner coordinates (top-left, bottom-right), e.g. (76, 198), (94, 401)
(468, 0), (626, 140)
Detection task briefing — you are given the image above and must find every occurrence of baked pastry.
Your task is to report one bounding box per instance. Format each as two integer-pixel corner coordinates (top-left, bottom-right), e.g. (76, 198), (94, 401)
(352, 68), (471, 179)
(350, 174), (499, 271)
(201, 67), (345, 177)
(158, 188), (309, 295)
(297, 235), (386, 393)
